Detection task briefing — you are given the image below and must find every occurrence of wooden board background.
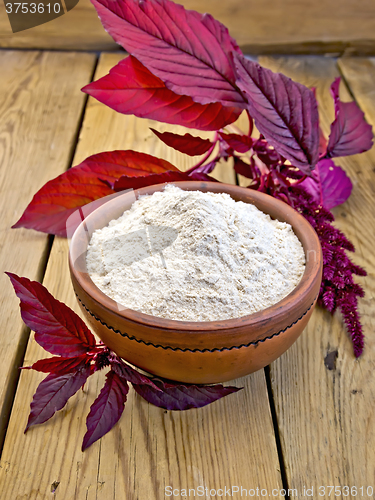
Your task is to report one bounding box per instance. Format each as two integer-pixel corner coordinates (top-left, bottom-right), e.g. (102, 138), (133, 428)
(0, 50), (96, 450)
(0, 4), (374, 489)
(0, 0), (375, 54)
(0, 53), (284, 500)
(1, 50), (374, 499)
(258, 55), (375, 494)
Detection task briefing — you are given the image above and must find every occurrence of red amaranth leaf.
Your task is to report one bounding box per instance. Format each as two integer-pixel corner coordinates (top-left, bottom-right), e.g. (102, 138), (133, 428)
(83, 56), (241, 131)
(299, 158), (352, 209)
(7, 273), (96, 357)
(82, 370), (129, 451)
(150, 128), (213, 156)
(24, 356), (89, 375)
(133, 379), (242, 410)
(12, 150), (178, 237)
(112, 170), (190, 191)
(25, 363), (92, 431)
(90, 0), (246, 108)
(112, 170), (217, 191)
(326, 78), (373, 158)
(234, 53), (319, 172)
(219, 132), (252, 153)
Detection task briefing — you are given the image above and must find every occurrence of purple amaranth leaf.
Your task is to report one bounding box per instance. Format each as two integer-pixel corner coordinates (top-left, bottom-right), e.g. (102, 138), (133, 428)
(25, 363), (92, 431)
(82, 56), (241, 131)
(186, 158), (219, 176)
(111, 358), (161, 390)
(326, 78), (373, 158)
(150, 128), (213, 156)
(90, 0), (246, 108)
(7, 273), (96, 357)
(82, 369), (129, 451)
(299, 158), (352, 209)
(234, 53), (319, 172)
(111, 356), (241, 410)
(133, 379), (242, 411)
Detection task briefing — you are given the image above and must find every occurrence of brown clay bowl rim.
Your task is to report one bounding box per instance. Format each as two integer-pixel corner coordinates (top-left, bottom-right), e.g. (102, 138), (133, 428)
(69, 181), (322, 333)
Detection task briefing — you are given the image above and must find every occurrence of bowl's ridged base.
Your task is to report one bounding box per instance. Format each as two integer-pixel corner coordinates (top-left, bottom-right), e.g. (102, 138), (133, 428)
(77, 297), (316, 384)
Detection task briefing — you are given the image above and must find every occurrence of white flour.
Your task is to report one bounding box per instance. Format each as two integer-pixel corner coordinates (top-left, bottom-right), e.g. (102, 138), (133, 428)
(86, 185), (305, 321)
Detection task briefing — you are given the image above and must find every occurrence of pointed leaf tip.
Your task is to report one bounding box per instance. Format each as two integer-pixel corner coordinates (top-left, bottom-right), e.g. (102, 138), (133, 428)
(150, 129), (213, 156)
(112, 170), (190, 192)
(82, 370), (129, 450)
(6, 272), (96, 357)
(25, 363), (92, 432)
(90, 0), (246, 108)
(219, 132), (252, 153)
(83, 56), (241, 131)
(12, 150), (178, 236)
(26, 356), (90, 375)
(300, 158), (352, 209)
(133, 379), (242, 410)
(234, 54), (319, 172)
(111, 358), (241, 412)
(326, 78), (373, 158)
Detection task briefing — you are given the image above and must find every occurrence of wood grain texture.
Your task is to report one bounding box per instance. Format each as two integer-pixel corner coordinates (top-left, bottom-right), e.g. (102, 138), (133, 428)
(0, 0), (375, 55)
(257, 56), (375, 493)
(0, 52), (283, 499)
(0, 50), (95, 448)
(338, 58), (375, 127)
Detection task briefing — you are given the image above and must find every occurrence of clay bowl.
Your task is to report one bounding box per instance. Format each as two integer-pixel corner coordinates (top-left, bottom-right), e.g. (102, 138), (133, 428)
(69, 181), (322, 384)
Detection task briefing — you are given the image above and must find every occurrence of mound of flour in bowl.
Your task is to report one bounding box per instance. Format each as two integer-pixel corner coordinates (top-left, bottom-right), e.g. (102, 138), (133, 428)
(86, 185), (305, 321)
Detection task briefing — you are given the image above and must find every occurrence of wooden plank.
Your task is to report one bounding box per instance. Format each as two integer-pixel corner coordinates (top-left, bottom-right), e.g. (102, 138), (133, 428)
(0, 52), (283, 499)
(256, 56), (375, 492)
(0, 50), (96, 448)
(1, 0), (375, 55)
(338, 58), (375, 126)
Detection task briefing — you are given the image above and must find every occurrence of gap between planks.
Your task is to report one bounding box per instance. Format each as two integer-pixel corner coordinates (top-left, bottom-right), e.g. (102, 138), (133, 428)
(0, 50), (96, 454)
(1, 0), (375, 56)
(257, 55), (375, 494)
(0, 52), (284, 499)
